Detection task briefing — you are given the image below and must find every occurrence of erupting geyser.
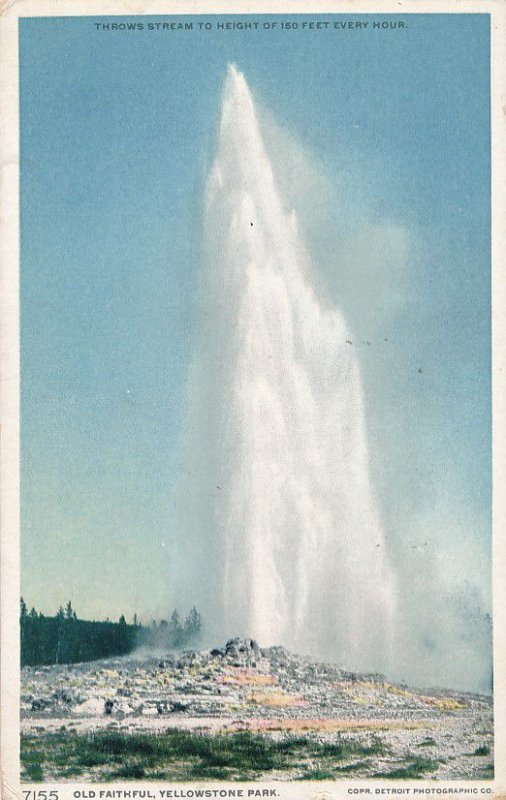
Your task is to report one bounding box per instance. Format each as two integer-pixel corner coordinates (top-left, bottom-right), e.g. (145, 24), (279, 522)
(175, 65), (397, 673)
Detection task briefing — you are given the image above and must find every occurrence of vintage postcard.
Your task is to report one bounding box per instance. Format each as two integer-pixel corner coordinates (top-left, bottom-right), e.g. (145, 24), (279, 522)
(1, 1), (505, 798)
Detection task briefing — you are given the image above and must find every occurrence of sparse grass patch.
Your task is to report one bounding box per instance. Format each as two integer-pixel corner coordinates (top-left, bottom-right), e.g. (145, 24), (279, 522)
(299, 768), (337, 780)
(472, 745), (491, 757)
(478, 763), (494, 778)
(88, 732), (155, 757)
(374, 755), (439, 779)
(274, 736), (310, 753)
(110, 764), (146, 779)
(188, 763), (235, 780)
(76, 752), (114, 767)
(22, 762), (44, 782)
(21, 745), (45, 782)
(22, 730), (392, 782)
(60, 766), (84, 778)
(334, 760), (369, 773)
(312, 736), (386, 759)
(25, 728), (495, 782)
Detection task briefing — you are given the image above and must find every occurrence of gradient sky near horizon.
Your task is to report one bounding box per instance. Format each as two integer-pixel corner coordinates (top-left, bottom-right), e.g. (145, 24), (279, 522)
(20, 14), (491, 626)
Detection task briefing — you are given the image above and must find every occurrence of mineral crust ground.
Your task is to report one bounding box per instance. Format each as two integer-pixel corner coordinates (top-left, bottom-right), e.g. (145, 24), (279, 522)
(21, 639), (493, 782)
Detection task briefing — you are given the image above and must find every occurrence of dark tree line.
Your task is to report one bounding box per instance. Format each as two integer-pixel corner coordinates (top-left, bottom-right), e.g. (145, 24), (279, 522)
(20, 599), (202, 667)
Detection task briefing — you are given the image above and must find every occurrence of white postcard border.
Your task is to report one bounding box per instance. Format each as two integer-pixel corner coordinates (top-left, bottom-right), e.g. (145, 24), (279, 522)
(1, 1), (504, 797)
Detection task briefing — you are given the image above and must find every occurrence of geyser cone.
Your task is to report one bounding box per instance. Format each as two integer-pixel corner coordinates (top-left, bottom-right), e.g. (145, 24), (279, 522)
(176, 66), (397, 672)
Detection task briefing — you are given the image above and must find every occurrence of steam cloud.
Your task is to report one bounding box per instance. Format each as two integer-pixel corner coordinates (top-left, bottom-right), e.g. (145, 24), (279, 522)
(171, 66), (491, 692)
(174, 65), (397, 675)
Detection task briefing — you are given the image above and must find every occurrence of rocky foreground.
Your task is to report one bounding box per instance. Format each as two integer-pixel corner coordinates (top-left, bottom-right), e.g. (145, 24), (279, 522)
(21, 639), (493, 781)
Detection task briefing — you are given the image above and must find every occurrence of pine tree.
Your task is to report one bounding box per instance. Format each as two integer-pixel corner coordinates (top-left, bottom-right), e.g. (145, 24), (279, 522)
(183, 606), (202, 643)
(55, 607), (65, 664)
(169, 610), (183, 647)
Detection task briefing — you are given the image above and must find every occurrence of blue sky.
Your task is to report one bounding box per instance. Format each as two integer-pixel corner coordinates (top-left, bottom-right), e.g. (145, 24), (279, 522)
(20, 14), (491, 627)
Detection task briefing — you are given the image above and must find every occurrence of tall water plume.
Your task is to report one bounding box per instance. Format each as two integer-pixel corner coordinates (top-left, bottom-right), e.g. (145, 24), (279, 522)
(175, 65), (397, 673)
